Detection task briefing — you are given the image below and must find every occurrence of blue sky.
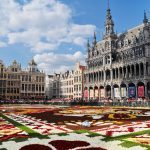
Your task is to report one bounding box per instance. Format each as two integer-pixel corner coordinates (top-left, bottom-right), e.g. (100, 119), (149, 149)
(0, 0), (150, 74)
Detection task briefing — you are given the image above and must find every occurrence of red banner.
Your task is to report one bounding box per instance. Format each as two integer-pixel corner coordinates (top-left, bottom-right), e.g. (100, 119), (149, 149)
(138, 86), (144, 97)
(84, 90), (88, 98)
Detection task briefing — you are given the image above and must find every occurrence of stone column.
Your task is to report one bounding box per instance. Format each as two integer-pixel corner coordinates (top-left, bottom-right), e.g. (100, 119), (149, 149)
(111, 69), (113, 81)
(135, 85), (138, 99)
(104, 70), (106, 82)
(122, 67), (124, 78)
(111, 86), (114, 99)
(104, 86), (106, 98)
(118, 68), (120, 79)
(126, 66), (128, 79)
(103, 56), (105, 66)
(126, 86), (129, 98)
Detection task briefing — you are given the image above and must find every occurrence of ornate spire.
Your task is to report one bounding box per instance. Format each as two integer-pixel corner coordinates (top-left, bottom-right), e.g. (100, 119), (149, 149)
(92, 31), (97, 46)
(87, 39), (90, 49)
(104, 0), (115, 38)
(143, 10), (148, 24)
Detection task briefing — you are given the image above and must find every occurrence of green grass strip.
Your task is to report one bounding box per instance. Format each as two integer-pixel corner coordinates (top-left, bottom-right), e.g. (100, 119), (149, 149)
(103, 129), (150, 141)
(74, 129), (101, 137)
(0, 114), (48, 139)
(120, 140), (150, 149)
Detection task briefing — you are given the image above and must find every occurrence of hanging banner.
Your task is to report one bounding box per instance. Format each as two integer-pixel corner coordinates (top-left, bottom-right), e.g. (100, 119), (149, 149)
(100, 89), (105, 98)
(128, 86), (136, 98)
(84, 90), (88, 98)
(114, 88), (120, 98)
(90, 89), (94, 98)
(95, 89), (98, 98)
(138, 86), (144, 97)
(121, 87), (127, 97)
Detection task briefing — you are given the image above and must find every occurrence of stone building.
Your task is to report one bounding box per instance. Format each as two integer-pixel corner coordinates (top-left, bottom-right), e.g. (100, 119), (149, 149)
(0, 59), (45, 100)
(46, 74), (60, 99)
(59, 70), (74, 99)
(74, 62), (86, 100)
(0, 60), (7, 100)
(47, 62), (85, 99)
(20, 59), (45, 100)
(6, 60), (21, 99)
(84, 7), (150, 100)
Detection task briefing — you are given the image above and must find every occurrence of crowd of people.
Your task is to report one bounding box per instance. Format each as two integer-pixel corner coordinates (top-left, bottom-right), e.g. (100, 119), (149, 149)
(0, 97), (150, 107)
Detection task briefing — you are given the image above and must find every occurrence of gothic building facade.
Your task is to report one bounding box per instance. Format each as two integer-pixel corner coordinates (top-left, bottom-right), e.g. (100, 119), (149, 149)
(0, 59), (45, 100)
(84, 8), (150, 100)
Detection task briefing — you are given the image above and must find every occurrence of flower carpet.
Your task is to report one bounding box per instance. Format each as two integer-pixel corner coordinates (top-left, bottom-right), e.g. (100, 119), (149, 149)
(0, 117), (29, 142)
(0, 105), (150, 150)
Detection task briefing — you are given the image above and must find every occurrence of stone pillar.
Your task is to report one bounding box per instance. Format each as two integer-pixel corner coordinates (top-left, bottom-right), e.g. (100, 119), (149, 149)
(103, 56), (105, 66)
(118, 68), (120, 79)
(104, 86), (106, 98)
(126, 86), (128, 98)
(126, 67), (128, 79)
(111, 86), (114, 99)
(104, 70), (106, 82)
(111, 69), (113, 81)
(145, 84), (148, 98)
(135, 85), (138, 99)
(122, 68), (124, 78)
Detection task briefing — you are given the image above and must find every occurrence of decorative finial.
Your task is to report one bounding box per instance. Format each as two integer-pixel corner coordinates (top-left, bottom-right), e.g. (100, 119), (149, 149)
(93, 32), (97, 46)
(87, 39), (90, 48)
(143, 10), (148, 24)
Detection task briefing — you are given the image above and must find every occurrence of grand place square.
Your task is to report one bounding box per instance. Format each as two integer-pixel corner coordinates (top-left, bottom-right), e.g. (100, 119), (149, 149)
(0, 0), (150, 150)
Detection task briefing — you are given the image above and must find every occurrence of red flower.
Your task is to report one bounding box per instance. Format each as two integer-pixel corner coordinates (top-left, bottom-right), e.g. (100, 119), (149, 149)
(128, 127), (134, 132)
(106, 131), (113, 136)
(20, 144), (52, 150)
(49, 140), (90, 150)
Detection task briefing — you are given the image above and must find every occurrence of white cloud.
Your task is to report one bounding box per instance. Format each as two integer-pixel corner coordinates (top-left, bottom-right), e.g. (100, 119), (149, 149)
(34, 51), (86, 74)
(0, 0), (96, 53)
(0, 41), (7, 47)
(0, 0), (96, 74)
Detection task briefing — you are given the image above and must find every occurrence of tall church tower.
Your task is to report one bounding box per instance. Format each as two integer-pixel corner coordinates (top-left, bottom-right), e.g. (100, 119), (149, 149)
(103, 1), (116, 39)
